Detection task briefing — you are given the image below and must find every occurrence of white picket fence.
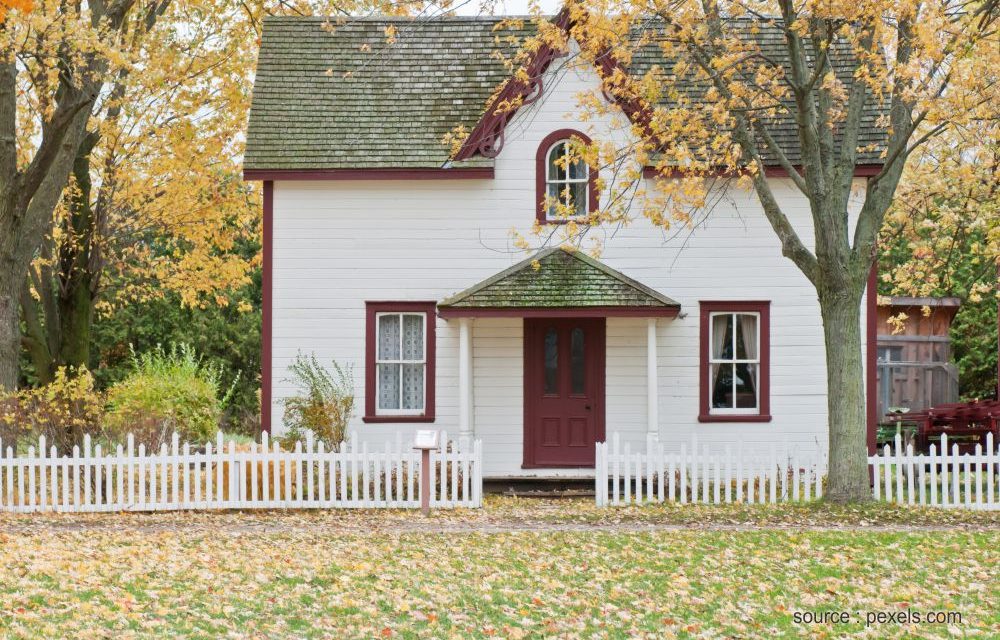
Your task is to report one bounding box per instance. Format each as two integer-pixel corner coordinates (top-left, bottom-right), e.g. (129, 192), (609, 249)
(870, 432), (998, 510)
(597, 432), (1000, 510)
(595, 434), (827, 506)
(0, 430), (482, 513)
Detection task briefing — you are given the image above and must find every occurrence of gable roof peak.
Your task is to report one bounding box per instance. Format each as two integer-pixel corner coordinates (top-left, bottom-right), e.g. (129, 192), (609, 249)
(438, 245), (681, 312)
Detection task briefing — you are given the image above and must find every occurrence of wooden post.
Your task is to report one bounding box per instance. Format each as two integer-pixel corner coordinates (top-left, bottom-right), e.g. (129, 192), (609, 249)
(646, 318), (658, 444)
(413, 430), (440, 516)
(459, 317), (473, 440)
(420, 448), (431, 516)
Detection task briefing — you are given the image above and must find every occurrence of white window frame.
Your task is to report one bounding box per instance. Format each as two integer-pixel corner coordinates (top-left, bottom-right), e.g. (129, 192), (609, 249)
(375, 311), (427, 416)
(544, 139), (589, 221)
(708, 311), (761, 415)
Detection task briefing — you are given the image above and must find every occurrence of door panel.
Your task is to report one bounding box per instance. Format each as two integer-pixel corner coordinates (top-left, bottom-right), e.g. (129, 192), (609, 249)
(523, 318), (605, 467)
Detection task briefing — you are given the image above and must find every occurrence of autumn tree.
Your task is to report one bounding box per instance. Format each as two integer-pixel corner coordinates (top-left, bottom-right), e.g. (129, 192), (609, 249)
(0, 0), (158, 390)
(880, 129), (999, 399)
(1, 0), (434, 390)
(20, 0), (259, 384)
(514, 1), (999, 500)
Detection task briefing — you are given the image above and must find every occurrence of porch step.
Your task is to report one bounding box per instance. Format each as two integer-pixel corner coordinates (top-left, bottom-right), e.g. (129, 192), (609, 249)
(484, 479), (596, 498)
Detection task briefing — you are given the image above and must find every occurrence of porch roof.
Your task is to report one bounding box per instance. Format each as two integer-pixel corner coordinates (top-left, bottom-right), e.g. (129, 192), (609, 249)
(437, 247), (680, 318)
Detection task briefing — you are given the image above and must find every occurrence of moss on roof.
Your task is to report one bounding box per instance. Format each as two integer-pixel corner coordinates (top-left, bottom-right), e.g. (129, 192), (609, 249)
(438, 247), (680, 309)
(246, 15), (888, 171)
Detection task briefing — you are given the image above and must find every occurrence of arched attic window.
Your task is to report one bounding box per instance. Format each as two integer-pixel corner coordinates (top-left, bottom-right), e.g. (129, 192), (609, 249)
(535, 129), (599, 224)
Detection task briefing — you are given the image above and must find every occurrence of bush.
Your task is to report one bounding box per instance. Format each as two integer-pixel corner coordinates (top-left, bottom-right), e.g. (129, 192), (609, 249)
(105, 344), (235, 447)
(281, 353), (354, 448)
(0, 367), (103, 454)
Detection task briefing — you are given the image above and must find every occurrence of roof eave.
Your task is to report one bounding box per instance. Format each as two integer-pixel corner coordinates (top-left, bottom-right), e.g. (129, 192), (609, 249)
(437, 305), (681, 318)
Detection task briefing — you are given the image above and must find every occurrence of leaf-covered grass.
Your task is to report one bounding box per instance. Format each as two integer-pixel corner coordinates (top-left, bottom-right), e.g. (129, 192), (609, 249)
(0, 498), (997, 638)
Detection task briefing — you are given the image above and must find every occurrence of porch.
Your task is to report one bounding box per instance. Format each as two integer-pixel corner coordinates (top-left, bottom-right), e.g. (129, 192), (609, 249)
(437, 247), (680, 475)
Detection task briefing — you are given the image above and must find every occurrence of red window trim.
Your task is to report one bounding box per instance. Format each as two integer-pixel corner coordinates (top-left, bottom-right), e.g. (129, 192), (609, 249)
(363, 301), (437, 424)
(698, 301), (772, 423)
(261, 181), (273, 433)
(535, 129), (599, 224)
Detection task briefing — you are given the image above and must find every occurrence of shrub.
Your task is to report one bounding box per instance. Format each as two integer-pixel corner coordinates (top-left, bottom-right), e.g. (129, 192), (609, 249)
(281, 353), (354, 449)
(0, 367), (103, 454)
(105, 344), (235, 447)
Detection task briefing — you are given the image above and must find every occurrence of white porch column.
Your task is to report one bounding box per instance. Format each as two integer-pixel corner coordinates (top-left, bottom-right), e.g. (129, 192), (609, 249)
(458, 318), (474, 439)
(646, 318), (659, 444)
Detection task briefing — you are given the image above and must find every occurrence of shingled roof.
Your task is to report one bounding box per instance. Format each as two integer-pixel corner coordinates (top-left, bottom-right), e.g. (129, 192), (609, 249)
(245, 15), (888, 172)
(437, 247), (680, 314)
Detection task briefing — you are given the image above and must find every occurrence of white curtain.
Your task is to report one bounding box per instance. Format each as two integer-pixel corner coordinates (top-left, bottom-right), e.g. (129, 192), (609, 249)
(402, 315), (423, 359)
(378, 315), (400, 360)
(712, 314), (729, 359)
(711, 314), (730, 404)
(378, 364), (400, 410)
(739, 313), (759, 392)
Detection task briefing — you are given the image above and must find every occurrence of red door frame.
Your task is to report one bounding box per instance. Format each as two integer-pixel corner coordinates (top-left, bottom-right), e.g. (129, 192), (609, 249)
(522, 317), (606, 468)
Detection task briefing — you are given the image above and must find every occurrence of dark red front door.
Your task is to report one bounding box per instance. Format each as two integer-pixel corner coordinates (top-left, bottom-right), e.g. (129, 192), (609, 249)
(523, 318), (605, 467)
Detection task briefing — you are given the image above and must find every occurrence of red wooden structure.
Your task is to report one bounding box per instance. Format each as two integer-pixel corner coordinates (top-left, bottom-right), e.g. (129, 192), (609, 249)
(887, 400), (1000, 453)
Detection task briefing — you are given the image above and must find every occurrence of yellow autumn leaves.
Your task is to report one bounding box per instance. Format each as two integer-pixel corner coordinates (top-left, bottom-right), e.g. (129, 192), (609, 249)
(0, 501), (998, 638)
(0, 0), (31, 22)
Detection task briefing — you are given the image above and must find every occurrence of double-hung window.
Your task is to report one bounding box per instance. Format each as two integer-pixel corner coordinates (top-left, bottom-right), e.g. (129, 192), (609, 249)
(699, 301), (771, 422)
(364, 302), (436, 422)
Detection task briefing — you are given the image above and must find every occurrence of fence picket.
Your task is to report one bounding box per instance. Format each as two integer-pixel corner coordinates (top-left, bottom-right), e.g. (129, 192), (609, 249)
(591, 431), (999, 510)
(988, 433), (996, 509)
(963, 450), (971, 508)
(36, 439), (44, 511)
(951, 441), (960, 507)
(769, 447), (777, 504)
(667, 450), (676, 502)
(734, 442), (743, 503)
(0, 430), (481, 513)
(792, 449), (800, 502)
(929, 443), (938, 506)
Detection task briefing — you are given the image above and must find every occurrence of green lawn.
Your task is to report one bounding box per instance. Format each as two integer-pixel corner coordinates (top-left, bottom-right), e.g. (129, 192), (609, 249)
(0, 499), (997, 638)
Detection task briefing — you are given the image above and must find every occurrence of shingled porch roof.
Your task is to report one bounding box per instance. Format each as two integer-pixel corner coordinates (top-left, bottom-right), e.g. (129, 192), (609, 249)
(437, 247), (680, 318)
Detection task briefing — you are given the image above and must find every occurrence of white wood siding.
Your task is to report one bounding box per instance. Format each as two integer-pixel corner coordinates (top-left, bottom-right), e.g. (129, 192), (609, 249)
(270, 53), (869, 477)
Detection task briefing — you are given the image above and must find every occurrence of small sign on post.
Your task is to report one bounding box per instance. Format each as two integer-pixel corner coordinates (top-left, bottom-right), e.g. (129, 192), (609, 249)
(413, 430), (441, 515)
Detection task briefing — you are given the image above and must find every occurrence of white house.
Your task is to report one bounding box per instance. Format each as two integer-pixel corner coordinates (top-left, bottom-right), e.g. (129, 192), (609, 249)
(244, 13), (884, 478)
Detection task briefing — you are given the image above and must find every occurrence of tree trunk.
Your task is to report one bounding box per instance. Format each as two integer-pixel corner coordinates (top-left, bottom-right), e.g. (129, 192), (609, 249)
(0, 192), (30, 390)
(0, 263), (19, 390)
(57, 142), (97, 372)
(819, 281), (871, 502)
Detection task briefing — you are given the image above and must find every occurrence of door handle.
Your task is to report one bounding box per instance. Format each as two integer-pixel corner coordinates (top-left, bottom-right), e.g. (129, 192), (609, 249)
(585, 404), (592, 410)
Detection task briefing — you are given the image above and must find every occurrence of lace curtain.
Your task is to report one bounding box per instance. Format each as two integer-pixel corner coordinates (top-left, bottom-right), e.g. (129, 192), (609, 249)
(402, 315), (424, 410)
(377, 313), (424, 411)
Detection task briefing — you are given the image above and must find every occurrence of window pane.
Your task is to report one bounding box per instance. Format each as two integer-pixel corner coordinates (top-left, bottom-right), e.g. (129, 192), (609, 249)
(571, 327), (585, 394)
(548, 142), (567, 181)
(378, 315), (400, 360)
(711, 314), (733, 360)
(402, 314), (424, 360)
(568, 181), (587, 216)
(544, 327), (558, 394)
(546, 182), (562, 218)
(401, 363), (424, 410)
(567, 152), (588, 180)
(734, 363), (758, 408)
(378, 363), (400, 410)
(735, 313), (757, 360)
(711, 363), (732, 409)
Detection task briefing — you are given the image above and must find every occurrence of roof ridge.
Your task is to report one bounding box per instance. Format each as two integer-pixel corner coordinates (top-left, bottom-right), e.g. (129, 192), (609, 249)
(561, 249), (679, 307)
(262, 14), (533, 23)
(438, 247), (561, 307)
